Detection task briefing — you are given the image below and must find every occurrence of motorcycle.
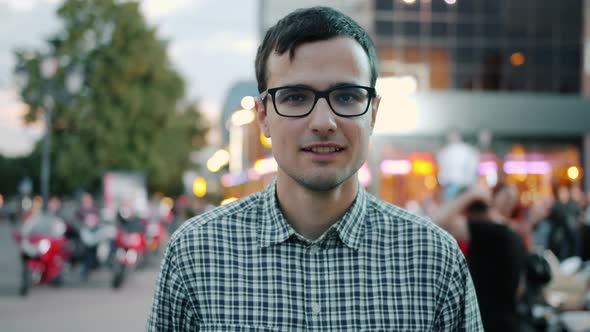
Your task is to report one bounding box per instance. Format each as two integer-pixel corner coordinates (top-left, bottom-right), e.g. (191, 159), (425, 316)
(12, 213), (70, 296)
(111, 214), (146, 289)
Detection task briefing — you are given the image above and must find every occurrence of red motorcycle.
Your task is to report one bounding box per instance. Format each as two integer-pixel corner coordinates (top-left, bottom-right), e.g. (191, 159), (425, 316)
(13, 213), (70, 296)
(111, 216), (146, 289)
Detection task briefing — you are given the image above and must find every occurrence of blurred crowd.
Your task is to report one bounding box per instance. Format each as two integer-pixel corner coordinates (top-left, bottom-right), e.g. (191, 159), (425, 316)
(413, 180), (590, 331)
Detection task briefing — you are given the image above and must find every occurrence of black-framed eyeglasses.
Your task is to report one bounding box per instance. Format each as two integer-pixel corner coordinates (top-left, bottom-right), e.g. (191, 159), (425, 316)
(260, 85), (377, 118)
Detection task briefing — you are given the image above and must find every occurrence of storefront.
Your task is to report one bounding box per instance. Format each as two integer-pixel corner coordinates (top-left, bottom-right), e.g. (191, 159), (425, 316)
(369, 90), (590, 208)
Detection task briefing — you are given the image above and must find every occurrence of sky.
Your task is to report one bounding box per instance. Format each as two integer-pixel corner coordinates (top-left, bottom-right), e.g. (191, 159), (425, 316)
(0, 0), (259, 156)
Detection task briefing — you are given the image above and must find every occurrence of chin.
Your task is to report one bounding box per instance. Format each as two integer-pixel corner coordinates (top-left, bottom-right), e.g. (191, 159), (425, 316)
(295, 172), (354, 192)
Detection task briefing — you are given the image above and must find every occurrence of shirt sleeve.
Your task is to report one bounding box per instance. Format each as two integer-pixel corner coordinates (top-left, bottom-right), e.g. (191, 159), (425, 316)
(146, 239), (199, 332)
(433, 246), (483, 331)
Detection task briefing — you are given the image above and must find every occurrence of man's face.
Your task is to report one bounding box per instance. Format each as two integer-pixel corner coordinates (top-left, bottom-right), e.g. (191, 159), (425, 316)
(257, 37), (380, 192)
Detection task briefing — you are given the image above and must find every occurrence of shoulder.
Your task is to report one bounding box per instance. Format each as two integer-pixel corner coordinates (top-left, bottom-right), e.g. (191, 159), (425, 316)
(364, 193), (459, 255)
(167, 192), (262, 250)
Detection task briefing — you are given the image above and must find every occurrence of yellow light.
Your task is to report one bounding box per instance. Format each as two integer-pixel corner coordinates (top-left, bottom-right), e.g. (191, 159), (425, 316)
(161, 197), (174, 209)
(514, 173), (527, 182)
(412, 159), (434, 175)
(253, 157), (278, 175)
(192, 177), (207, 198)
(231, 109), (255, 126)
(260, 131), (272, 148)
(207, 159), (221, 173)
(240, 96), (255, 110)
(206, 149), (230, 172)
(567, 166), (580, 180)
(424, 175), (438, 190)
(403, 0), (416, 3)
(510, 52), (525, 66)
(220, 197), (238, 205)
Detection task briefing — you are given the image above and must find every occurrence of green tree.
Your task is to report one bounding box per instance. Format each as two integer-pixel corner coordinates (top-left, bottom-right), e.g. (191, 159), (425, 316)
(13, 0), (208, 195)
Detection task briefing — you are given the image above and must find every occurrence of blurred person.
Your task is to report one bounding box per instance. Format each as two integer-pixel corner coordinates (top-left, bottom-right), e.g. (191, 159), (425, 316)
(20, 197), (64, 237)
(147, 7), (482, 331)
(547, 185), (580, 260)
(490, 183), (519, 222)
(77, 193), (100, 227)
(436, 129), (480, 202)
(569, 185), (584, 225)
(46, 196), (64, 218)
(21, 195), (43, 222)
(529, 197), (554, 250)
(76, 192), (104, 280)
(491, 183), (534, 249)
(432, 185), (528, 332)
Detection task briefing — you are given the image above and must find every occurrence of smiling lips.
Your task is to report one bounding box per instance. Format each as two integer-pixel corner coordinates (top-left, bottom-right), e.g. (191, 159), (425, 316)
(302, 144), (345, 154)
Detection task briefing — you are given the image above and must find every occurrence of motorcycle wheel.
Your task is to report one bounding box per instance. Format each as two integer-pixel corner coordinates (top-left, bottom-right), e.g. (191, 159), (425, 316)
(111, 263), (126, 289)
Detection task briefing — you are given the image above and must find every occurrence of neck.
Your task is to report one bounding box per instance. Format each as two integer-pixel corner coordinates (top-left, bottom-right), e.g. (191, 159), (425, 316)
(275, 173), (359, 240)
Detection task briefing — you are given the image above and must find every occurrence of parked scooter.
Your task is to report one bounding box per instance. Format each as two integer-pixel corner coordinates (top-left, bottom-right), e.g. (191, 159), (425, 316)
(12, 212), (70, 296)
(111, 211), (146, 289)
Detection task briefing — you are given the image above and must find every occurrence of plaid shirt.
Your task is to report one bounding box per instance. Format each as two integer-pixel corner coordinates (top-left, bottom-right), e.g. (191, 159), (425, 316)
(147, 180), (482, 331)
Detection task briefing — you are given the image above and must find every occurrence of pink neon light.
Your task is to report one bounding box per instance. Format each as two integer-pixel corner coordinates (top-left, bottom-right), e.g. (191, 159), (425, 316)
(503, 161), (551, 175)
(381, 160), (411, 175)
(478, 161), (498, 175)
(358, 163), (371, 186)
(221, 171), (250, 187)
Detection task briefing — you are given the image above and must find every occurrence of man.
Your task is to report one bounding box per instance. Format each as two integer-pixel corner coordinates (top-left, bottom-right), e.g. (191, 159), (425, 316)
(432, 186), (528, 331)
(147, 7), (482, 331)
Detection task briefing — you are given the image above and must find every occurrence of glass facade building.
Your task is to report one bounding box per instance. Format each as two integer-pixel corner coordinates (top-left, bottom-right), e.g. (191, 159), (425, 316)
(374, 0), (584, 94)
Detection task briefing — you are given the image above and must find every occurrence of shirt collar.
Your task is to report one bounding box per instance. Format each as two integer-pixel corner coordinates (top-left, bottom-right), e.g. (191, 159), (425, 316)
(257, 178), (367, 250)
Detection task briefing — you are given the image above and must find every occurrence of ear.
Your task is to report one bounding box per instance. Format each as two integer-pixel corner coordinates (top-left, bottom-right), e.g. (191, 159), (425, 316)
(370, 95), (381, 132)
(256, 97), (271, 138)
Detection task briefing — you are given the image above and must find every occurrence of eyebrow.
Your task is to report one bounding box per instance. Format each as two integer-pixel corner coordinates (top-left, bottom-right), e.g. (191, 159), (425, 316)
(277, 82), (363, 90)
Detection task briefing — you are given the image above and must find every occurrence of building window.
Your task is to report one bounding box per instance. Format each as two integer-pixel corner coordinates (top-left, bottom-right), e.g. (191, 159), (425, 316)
(376, 19), (395, 36)
(376, 0), (393, 11)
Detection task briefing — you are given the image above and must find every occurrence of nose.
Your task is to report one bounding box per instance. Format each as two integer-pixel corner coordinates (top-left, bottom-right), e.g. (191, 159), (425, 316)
(308, 97), (337, 135)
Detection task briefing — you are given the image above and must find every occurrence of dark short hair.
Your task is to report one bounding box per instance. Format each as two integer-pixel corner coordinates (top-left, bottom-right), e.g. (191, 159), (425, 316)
(465, 199), (489, 216)
(255, 6), (379, 93)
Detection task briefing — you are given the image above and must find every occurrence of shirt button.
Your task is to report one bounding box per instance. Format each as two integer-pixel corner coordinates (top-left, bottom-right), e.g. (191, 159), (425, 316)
(308, 245), (320, 255)
(311, 302), (321, 315)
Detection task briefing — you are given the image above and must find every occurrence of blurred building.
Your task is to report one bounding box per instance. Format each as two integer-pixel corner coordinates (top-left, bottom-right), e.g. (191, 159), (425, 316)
(261, 0), (585, 93)
(217, 0), (590, 207)
(375, 0), (583, 93)
(221, 80), (258, 145)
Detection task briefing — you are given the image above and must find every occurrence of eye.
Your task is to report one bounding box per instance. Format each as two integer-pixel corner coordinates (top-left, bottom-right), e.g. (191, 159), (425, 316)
(335, 93), (356, 103)
(276, 88), (312, 105)
(280, 93), (307, 104)
(332, 88), (367, 104)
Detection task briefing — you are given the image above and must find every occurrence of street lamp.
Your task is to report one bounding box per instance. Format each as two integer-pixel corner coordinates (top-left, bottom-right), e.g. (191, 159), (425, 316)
(15, 53), (84, 209)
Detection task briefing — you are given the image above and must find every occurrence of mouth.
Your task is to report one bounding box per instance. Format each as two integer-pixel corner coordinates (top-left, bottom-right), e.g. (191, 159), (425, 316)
(302, 146), (344, 153)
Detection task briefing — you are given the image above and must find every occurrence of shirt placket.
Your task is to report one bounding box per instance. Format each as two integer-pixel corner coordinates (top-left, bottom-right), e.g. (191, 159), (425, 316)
(302, 242), (324, 331)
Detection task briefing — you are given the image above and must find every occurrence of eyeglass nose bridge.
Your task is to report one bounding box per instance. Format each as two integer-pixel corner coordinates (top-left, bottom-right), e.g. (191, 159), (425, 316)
(310, 90), (335, 114)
